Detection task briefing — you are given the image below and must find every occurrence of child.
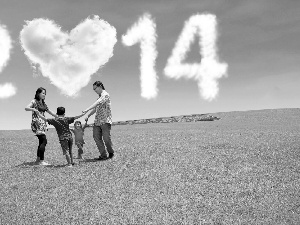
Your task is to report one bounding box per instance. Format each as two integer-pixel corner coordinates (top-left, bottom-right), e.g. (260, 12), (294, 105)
(70, 120), (88, 159)
(37, 107), (86, 167)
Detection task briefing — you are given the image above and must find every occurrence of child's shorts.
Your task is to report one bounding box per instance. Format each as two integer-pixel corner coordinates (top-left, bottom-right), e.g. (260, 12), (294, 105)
(75, 140), (85, 148)
(59, 137), (73, 155)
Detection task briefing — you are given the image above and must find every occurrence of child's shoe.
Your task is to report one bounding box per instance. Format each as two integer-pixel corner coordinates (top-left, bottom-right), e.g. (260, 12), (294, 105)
(35, 157), (41, 164)
(78, 154), (84, 160)
(66, 164), (73, 167)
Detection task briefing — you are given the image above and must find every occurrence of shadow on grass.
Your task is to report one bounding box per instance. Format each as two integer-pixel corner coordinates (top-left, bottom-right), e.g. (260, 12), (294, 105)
(80, 158), (105, 163)
(16, 162), (60, 169)
(15, 158), (108, 169)
(17, 163), (80, 169)
(16, 161), (38, 167)
(49, 164), (67, 168)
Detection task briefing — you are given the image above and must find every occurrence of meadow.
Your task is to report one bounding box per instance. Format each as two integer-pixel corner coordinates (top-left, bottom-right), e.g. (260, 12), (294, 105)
(1, 108), (300, 224)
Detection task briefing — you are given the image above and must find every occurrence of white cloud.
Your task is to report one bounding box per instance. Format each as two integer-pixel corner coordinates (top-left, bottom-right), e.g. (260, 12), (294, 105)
(164, 14), (228, 101)
(0, 23), (16, 99)
(0, 23), (12, 73)
(0, 83), (17, 99)
(20, 16), (117, 97)
(122, 13), (158, 99)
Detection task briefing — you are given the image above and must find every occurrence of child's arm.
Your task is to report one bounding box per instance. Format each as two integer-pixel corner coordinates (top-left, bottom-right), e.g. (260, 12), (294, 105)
(82, 120), (89, 130)
(74, 112), (86, 120)
(46, 109), (58, 118)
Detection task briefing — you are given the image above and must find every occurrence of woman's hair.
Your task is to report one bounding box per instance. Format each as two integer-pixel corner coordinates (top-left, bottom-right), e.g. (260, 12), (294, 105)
(93, 81), (105, 90)
(34, 87), (46, 104)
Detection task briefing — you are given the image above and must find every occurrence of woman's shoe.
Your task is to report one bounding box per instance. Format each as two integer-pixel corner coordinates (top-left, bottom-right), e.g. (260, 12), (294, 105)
(38, 161), (50, 166)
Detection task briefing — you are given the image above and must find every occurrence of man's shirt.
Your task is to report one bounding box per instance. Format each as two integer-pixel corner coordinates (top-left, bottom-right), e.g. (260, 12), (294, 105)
(94, 90), (112, 126)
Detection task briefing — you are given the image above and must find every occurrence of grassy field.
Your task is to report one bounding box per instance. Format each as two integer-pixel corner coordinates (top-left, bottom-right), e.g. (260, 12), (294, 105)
(1, 108), (300, 224)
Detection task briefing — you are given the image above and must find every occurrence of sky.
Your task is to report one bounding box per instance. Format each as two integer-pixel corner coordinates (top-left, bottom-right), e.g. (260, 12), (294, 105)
(0, 0), (300, 130)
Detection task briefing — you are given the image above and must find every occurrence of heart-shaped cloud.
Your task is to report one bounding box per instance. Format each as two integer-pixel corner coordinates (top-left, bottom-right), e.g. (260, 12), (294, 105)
(0, 23), (16, 99)
(20, 15), (117, 97)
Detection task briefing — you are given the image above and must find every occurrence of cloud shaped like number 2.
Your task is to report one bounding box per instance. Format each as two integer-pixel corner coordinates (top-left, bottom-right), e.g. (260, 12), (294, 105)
(0, 23), (16, 99)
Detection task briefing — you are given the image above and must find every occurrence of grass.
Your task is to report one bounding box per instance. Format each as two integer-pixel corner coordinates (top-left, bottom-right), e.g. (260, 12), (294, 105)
(1, 108), (300, 224)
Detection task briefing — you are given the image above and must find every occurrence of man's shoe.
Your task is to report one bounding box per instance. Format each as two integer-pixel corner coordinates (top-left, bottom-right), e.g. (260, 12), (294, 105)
(94, 156), (108, 161)
(108, 153), (114, 159)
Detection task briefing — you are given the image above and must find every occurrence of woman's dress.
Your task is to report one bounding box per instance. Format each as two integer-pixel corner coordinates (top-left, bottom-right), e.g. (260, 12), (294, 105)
(29, 99), (48, 135)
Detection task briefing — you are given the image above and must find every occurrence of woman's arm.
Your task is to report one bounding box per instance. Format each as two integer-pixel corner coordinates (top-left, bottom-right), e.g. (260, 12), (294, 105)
(47, 109), (58, 118)
(36, 112), (47, 121)
(25, 101), (38, 113)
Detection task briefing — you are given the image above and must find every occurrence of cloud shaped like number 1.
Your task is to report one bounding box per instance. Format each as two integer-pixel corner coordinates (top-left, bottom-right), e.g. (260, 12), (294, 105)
(20, 16), (117, 97)
(0, 23), (16, 99)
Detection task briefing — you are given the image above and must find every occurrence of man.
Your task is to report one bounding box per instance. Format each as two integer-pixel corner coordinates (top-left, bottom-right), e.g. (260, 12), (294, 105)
(83, 81), (114, 160)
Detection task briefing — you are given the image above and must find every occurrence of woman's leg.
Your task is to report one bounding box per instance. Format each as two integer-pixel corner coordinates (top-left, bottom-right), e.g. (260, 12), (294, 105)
(36, 147), (40, 163)
(37, 134), (47, 161)
(36, 135), (42, 162)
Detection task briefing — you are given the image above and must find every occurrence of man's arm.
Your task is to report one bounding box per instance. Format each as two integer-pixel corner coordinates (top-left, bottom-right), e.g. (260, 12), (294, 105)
(84, 108), (96, 123)
(83, 94), (109, 113)
(73, 112), (86, 120)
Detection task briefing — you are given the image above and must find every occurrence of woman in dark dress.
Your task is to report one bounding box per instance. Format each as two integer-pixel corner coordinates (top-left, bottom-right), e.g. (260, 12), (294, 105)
(25, 87), (57, 165)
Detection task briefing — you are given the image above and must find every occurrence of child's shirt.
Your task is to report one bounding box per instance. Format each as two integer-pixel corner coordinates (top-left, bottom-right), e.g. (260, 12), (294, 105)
(47, 117), (75, 141)
(72, 128), (85, 143)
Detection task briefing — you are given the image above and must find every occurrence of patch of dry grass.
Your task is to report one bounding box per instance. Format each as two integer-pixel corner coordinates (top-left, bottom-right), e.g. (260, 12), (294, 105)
(1, 108), (300, 224)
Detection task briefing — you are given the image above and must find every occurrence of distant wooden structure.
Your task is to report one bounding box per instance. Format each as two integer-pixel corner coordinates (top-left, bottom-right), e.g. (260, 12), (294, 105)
(109, 114), (220, 126)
